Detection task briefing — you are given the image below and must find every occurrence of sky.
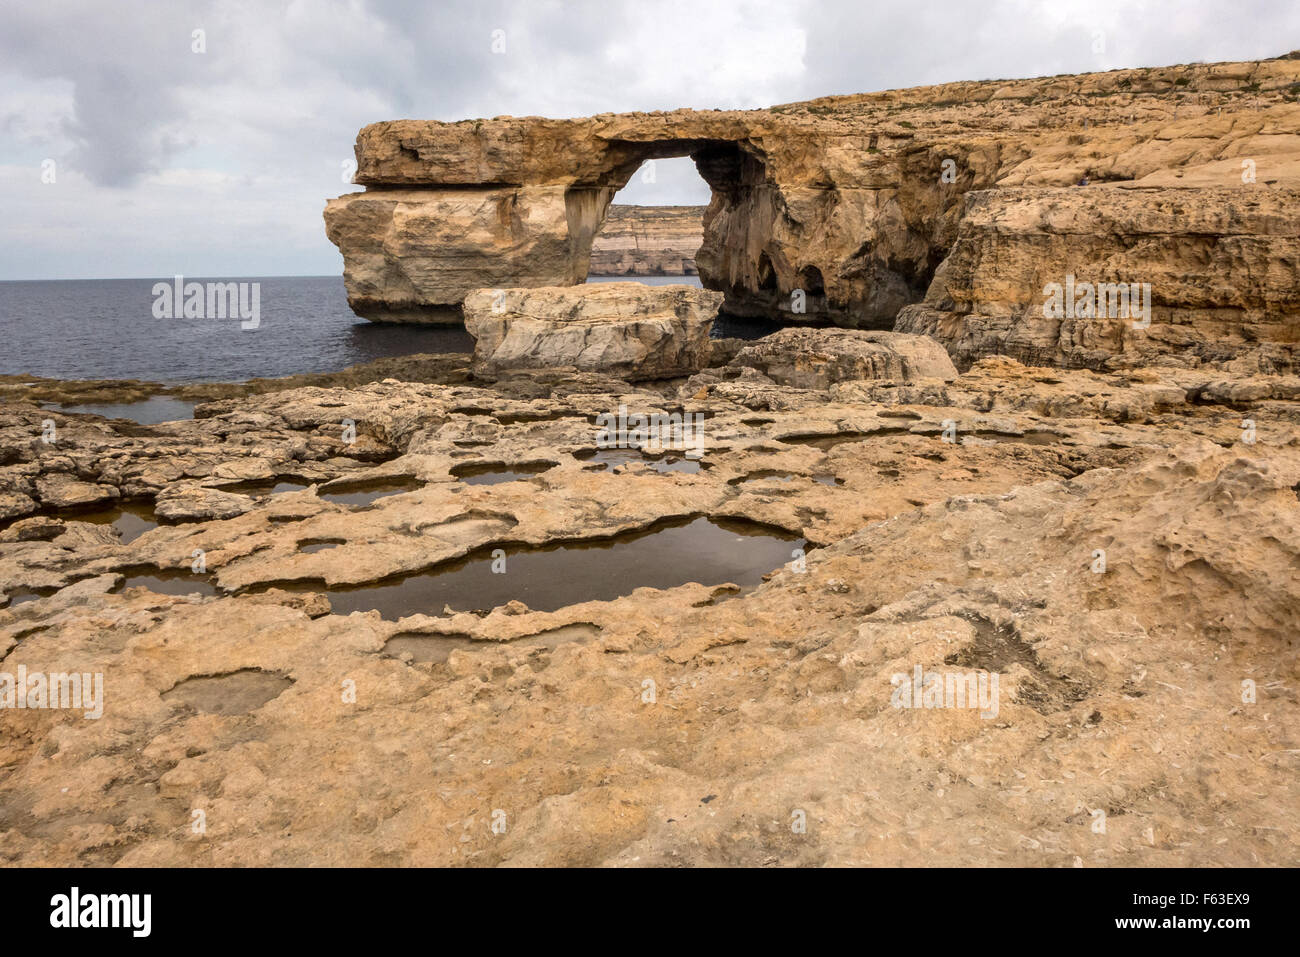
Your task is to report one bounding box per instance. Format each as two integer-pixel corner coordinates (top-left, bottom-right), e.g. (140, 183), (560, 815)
(0, 0), (1294, 280)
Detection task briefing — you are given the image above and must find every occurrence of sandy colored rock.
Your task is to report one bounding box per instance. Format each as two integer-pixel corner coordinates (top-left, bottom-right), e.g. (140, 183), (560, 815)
(463, 283), (721, 380)
(1, 353), (1298, 866)
(589, 205), (703, 276)
(729, 328), (958, 388)
(326, 53), (1300, 338)
(896, 186), (1300, 371)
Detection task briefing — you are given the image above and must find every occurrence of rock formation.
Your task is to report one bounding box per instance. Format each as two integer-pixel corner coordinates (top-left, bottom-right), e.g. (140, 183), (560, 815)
(2, 346), (1298, 866)
(326, 52), (1300, 373)
(728, 328), (958, 389)
(4, 53), (1300, 870)
(896, 186), (1300, 372)
(588, 205), (704, 276)
(463, 283), (720, 380)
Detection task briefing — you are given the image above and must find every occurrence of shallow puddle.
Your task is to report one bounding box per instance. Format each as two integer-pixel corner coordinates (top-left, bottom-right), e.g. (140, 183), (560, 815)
(5, 588), (56, 607)
(576, 448), (703, 474)
(778, 429), (907, 449)
(319, 477), (423, 506)
(68, 502), (160, 543)
(314, 516), (803, 618)
(115, 569), (218, 597)
(381, 632), (478, 662)
(47, 395), (197, 425)
(216, 479), (312, 496)
(299, 539), (344, 553)
(452, 461), (557, 485)
(161, 669), (293, 715)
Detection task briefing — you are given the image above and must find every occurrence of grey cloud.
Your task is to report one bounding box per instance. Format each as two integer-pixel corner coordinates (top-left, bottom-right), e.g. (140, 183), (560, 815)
(0, 0), (1294, 278)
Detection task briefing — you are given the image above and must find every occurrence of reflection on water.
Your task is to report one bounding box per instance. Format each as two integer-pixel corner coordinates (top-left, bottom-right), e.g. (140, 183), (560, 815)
(300, 516), (803, 618)
(67, 502), (160, 543)
(48, 396), (197, 425)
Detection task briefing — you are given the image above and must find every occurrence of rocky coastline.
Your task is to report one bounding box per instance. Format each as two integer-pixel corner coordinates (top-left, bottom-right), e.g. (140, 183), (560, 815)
(3, 52), (1299, 867)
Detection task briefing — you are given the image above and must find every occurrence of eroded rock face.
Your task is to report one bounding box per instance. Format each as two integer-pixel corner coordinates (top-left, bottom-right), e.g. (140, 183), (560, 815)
(463, 283), (721, 380)
(729, 328), (958, 389)
(2, 352), (1298, 866)
(324, 187), (604, 322)
(896, 187), (1300, 372)
(589, 205), (704, 276)
(326, 54), (1300, 340)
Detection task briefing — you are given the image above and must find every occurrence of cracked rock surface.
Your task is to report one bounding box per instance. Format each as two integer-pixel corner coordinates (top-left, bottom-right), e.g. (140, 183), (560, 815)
(0, 351), (1297, 866)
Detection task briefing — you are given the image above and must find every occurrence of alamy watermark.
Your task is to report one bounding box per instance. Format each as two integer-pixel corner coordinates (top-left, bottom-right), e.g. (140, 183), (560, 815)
(594, 404), (706, 452)
(152, 275), (260, 329)
(1042, 274), (1151, 329)
(890, 664), (999, 719)
(50, 887), (150, 937)
(1, 666), (103, 719)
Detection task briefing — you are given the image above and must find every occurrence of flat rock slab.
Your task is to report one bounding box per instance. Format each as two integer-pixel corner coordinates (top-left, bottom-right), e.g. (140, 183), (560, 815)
(729, 328), (959, 388)
(464, 283), (722, 381)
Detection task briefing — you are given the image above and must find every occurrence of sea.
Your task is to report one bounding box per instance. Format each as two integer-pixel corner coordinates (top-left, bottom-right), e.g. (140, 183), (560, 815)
(0, 274), (747, 385)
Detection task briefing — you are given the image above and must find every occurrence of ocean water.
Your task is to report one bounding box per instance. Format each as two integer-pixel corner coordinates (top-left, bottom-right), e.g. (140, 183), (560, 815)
(0, 276), (472, 383)
(0, 274), (764, 385)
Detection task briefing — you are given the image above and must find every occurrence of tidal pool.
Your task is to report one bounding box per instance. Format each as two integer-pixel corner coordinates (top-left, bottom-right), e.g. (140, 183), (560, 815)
(115, 568), (218, 597)
(319, 477), (423, 506)
(575, 448), (703, 473)
(451, 461), (557, 485)
(48, 395), (197, 425)
(68, 502), (160, 543)
(310, 516), (803, 618)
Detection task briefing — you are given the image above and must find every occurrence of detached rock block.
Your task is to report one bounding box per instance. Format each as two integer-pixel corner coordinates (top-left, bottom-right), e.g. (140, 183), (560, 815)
(463, 283), (722, 381)
(729, 328), (958, 388)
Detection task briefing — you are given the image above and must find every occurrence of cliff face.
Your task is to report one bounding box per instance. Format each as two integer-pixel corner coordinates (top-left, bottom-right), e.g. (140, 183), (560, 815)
(896, 186), (1300, 372)
(588, 205), (704, 276)
(325, 52), (1300, 367)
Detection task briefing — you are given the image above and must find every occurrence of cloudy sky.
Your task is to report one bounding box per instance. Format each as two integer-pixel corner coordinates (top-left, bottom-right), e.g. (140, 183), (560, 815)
(1, 0), (1293, 279)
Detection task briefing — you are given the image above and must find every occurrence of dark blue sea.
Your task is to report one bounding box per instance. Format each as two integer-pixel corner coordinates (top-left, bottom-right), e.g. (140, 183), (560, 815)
(0, 276), (473, 383)
(0, 274), (766, 386)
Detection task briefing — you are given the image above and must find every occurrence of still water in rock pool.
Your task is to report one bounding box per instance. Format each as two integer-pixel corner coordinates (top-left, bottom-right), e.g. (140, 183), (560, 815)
(306, 516), (803, 618)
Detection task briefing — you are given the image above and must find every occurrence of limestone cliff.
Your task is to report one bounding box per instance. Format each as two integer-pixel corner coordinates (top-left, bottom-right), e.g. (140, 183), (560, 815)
(325, 52), (1300, 368)
(896, 186), (1300, 372)
(588, 205), (703, 276)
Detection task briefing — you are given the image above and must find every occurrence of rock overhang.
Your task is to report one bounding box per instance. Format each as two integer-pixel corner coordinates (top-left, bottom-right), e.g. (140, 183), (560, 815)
(326, 52), (1300, 368)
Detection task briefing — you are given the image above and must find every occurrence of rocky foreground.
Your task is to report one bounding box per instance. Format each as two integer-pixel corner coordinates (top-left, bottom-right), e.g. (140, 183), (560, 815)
(1, 323), (1297, 866)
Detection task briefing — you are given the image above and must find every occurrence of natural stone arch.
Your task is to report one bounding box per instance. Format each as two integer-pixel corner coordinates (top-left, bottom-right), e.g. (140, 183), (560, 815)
(324, 108), (986, 328)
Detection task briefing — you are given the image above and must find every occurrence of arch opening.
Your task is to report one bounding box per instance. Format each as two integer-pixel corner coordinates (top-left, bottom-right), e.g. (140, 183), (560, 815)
(585, 156), (709, 284)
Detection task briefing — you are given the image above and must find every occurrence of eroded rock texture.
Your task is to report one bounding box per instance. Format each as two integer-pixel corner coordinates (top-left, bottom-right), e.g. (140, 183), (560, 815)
(326, 52), (1300, 365)
(2, 348), (1298, 866)
(589, 205), (704, 276)
(463, 283), (721, 380)
(896, 187), (1300, 372)
(729, 328), (958, 389)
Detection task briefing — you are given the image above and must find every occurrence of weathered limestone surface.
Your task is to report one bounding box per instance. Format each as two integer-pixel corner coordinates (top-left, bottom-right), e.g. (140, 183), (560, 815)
(896, 187), (1300, 371)
(326, 53), (1300, 351)
(589, 205), (704, 276)
(2, 349), (1298, 866)
(729, 328), (958, 389)
(463, 283), (721, 380)
(324, 187), (603, 322)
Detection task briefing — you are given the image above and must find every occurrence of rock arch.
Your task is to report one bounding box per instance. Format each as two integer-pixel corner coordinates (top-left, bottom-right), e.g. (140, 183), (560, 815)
(324, 52), (1300, 370)
(323, 110), (935, 328)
